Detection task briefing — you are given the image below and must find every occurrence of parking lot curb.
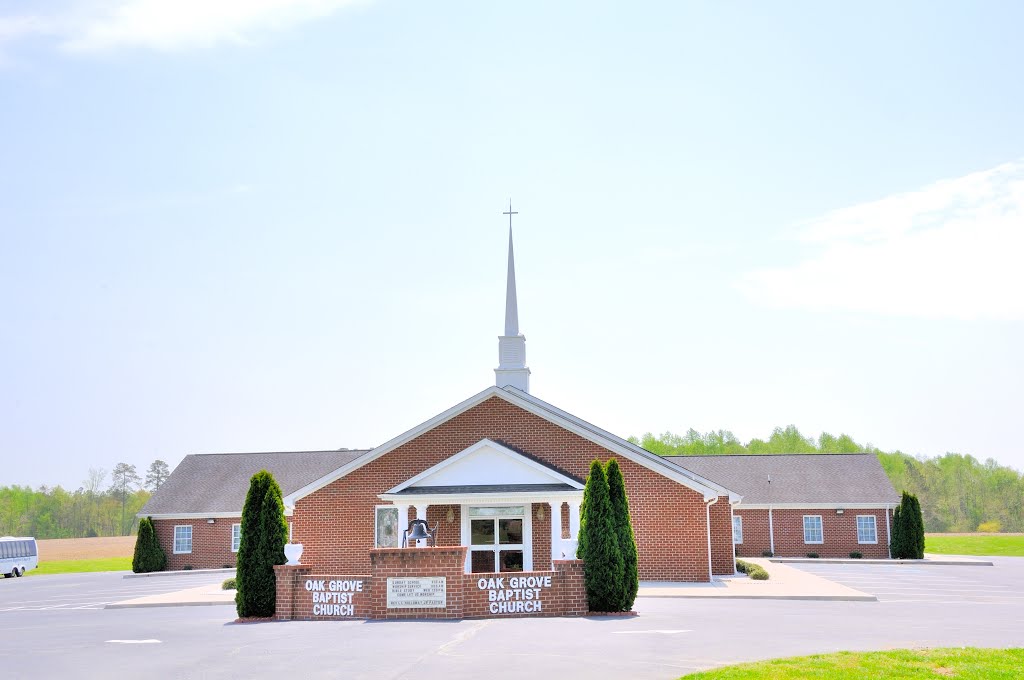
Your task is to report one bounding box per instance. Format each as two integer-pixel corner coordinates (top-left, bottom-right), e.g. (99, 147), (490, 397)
(105, 600), (234, 609)
(123, 568), (236, 579)
(769, 558), (994, 566)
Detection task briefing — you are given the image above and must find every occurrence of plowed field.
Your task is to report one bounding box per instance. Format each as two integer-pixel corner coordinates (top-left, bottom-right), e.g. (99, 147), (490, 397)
(37, 536), (135, 561)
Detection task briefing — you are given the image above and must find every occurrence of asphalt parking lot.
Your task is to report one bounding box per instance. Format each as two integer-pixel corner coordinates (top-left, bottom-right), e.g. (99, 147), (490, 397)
(1, 559), (1022, 680)
(792, 559), (1023, 604)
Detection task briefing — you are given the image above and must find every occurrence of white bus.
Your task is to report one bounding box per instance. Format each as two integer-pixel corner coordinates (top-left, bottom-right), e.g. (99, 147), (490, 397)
(1, 536), (39, 578)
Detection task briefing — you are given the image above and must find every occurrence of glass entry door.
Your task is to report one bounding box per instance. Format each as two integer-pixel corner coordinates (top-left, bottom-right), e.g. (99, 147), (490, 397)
(469, 506), (524, 573)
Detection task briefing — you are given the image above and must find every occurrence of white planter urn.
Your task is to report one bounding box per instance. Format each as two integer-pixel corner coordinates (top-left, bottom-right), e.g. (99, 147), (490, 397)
(284, 543), (304, 566)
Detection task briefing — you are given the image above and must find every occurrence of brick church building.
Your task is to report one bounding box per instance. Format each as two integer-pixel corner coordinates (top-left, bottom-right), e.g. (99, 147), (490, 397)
(141, 224), (899, 581)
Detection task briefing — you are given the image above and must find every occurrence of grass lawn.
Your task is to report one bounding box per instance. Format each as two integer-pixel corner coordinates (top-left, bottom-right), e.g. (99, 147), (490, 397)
(679, 648), (1024, 679)
(925, 534), (1024, 557)
(27, 556), (132, 576)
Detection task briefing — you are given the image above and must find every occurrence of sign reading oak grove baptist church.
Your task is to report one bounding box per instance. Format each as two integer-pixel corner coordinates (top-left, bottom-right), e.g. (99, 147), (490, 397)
(386, 577), (446, 608)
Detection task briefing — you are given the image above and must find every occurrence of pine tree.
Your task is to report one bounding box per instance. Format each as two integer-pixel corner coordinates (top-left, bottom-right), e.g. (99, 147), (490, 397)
(131, 517), (166, 573)
(890, 505), (902, 558)
(235, 470), (288, 617)
(605, 458), (638, 612)
(576, 460), (624, 612)
(910, 493), (926, 559)
(891, 491), (925, 559)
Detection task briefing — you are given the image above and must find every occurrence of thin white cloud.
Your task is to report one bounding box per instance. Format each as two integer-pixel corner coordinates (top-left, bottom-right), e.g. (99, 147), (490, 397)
(740, 161), (1024, 321)
(0, 0), (364, 55)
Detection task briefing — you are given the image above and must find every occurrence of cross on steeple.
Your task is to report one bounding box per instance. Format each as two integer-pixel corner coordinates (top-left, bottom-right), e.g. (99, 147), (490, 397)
(502, 200), (518, 230)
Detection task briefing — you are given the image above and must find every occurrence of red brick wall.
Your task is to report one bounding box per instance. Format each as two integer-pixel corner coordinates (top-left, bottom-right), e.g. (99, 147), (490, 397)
(293, 396), (711, 581)
(274, 550), (587, 621)
(709, 497), (735, 575)
(153, 517), (240, 570)
(734, 508), (892, 559)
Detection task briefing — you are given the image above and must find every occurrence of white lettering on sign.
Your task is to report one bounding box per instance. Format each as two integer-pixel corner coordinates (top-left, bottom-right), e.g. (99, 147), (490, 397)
(477, 574), (554, 614)
(386, 577), (446, 609)
(304, 579), (364, 617)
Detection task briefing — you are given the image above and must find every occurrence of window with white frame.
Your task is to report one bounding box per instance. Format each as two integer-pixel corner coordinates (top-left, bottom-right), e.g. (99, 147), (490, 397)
(803, 515), (823, 544)
(375, 506), (400, 548)
(732, 515), (743, 544)
(469, 506), (525, 573)
(173, 525), (193, 554)
(857, 515), (877, 544)
(231, 524), (241, 552)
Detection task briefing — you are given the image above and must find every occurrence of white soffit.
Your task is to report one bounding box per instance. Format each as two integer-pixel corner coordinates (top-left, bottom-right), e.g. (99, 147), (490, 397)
(385, 439), (584, 493)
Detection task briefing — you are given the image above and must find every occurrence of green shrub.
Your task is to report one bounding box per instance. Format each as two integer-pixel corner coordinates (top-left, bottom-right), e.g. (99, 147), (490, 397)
(131, 517), (166, 573)
(761, 550), (774, 558)
(183, 565), (193, 570)
(235, 470), (288, 618)
(806, 553), (819, 559)
(850, 551), (863, 559)
(222, 577), (237, 590)
(891, 491), (925, 559)
(605, 459), (638, 612)
(736, 559), (769, 580)
(576, 460), (624, 613)
(977, 521), (1001, 533)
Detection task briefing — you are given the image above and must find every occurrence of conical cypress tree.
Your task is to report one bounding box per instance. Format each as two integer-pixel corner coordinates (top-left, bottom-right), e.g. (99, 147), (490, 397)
(576, 460), (624, 612)
(605, 459), (638, 612)
(236, 470), (287, 617)
(132, 517), (166, 573)
(910, 493), (925, 559)
(889, 505), (902, 558)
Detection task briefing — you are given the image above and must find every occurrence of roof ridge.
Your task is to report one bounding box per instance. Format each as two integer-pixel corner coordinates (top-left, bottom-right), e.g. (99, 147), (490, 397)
(188, 449), (371, 457)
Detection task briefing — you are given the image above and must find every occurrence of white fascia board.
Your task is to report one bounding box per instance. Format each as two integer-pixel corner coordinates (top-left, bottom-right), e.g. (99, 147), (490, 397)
(379, 490), (584, 506)
(285, 384), (731, 506)
(735, 502), (894, 510)
(138, 510), (295, 519)
(385, 438), (585, 494)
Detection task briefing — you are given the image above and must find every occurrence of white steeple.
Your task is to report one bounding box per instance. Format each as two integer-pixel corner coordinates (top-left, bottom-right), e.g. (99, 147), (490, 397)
(495, 203), (530, 393)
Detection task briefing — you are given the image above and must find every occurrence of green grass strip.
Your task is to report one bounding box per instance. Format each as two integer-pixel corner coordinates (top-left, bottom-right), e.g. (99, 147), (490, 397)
(679, 648), (1024, 679)
(925, 535), (1024, 557)
(27, 557), (132, 576)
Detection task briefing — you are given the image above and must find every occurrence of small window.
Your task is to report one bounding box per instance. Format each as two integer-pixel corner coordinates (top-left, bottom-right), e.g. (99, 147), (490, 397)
(803, 515), (823, 544)
(231, 524), (241, 552)
(857, 515), (877, 544)
(732, 515), (743, 544)
(173, 525), (193, 554)
(375, 506), (400, 549)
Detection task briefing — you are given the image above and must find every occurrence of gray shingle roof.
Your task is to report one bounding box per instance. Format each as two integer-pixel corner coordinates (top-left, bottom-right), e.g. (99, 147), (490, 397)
(139, 449), (371, 515)
(665, 454), (900, 505)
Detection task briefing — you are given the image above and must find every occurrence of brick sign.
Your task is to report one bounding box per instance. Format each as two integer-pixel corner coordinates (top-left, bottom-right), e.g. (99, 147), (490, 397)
(304, 578), (365, 617)
(386, 577), (446, 608)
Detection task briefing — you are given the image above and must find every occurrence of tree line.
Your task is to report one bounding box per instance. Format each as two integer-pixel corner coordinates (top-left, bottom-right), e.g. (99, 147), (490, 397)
(631, 426), (1024, 533)
(0, 460), (170, 539)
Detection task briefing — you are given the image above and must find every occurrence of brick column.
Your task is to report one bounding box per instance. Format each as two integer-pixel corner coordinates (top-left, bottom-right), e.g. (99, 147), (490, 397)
(274, 564), (312, 620)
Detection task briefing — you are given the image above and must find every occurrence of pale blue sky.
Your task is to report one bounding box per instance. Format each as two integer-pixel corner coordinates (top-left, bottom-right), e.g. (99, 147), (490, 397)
(2, 1), (1022, 490)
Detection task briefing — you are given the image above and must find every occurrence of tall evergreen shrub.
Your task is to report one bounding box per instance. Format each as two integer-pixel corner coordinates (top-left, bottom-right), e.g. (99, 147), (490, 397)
(235, 470), (288, 617)
(576, 460), (624, 612)
(131, 516), (166, 573)
(891, 491), (925, 559)
(605, 459), (638, 611)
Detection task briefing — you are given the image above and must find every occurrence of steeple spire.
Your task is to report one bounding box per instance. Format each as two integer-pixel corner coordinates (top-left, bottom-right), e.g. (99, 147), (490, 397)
(505, 224), (519, 336)
(495, 201), (530, 393)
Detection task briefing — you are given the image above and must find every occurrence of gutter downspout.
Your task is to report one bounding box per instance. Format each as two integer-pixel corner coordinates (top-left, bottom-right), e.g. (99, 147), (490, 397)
(706, 496), (719, 582)
(886, 504), (892, 559)
(767, 474), (775, 556)
(730, 500), (739, 574)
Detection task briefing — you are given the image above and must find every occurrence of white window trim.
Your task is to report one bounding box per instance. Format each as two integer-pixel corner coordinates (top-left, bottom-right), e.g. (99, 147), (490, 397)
(732, 515), (743, 545)
(461, 504), (533, 573)
(857, 515), (878, 544)
(231, 524), (241, 553)
(173, 525), (193, 554)
(803, 515), (823, 544)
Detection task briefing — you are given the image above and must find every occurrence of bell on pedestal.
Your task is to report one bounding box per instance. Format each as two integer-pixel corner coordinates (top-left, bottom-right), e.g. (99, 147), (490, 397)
(402, 519), (437, 547)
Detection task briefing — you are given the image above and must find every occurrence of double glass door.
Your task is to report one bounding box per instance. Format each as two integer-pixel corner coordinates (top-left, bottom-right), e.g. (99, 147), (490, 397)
(469, 506), (524, 573)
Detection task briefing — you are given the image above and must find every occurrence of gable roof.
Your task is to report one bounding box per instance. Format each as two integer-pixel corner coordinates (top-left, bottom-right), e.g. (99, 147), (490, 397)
(284, 385), (737, 506)
(139, 449), (371, 518)
(666, 453), (900, 507)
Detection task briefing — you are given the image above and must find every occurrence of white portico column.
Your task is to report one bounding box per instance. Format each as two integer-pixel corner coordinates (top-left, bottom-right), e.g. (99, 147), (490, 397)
(550, 501), (562, 566)
(395, 503), (411, 547)
(415, 504), (429, 547)
(568, 500), (581, 542)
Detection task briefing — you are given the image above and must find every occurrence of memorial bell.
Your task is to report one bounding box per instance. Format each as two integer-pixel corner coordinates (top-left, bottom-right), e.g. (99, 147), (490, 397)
(402, 519), (438, 547)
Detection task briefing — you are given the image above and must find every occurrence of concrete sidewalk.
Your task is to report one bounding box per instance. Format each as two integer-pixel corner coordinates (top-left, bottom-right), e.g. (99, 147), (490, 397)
(769, 553), (994, 566)
(106, 583), (236, 609)
(638, 558), (875, 601)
